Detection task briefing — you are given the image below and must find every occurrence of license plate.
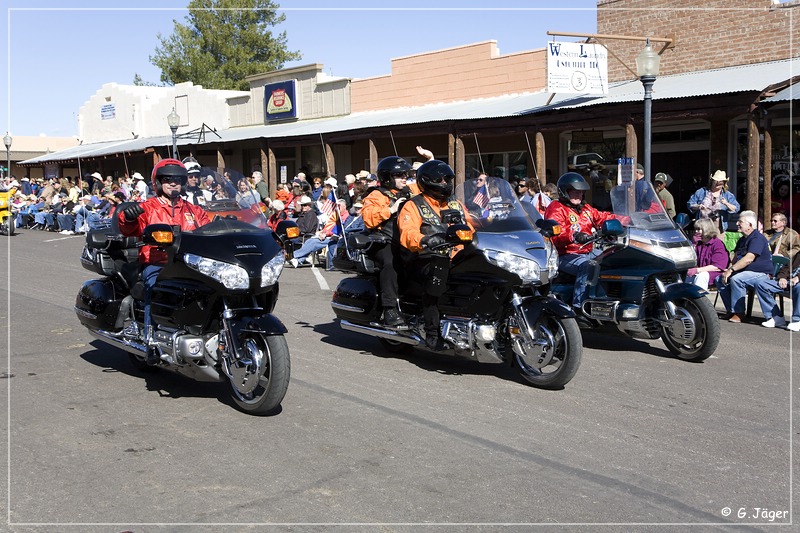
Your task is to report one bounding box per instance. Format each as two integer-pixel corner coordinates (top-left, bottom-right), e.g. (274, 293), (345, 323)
(590, 302), (615, 319)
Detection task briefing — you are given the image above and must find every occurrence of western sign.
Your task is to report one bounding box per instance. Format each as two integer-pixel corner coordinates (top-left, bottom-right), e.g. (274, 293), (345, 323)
(547, 41), (608, 95)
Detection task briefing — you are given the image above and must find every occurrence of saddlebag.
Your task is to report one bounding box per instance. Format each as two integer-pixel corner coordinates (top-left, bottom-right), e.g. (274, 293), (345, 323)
(331, 276), (381, 323)
(74, 277), (128, 331)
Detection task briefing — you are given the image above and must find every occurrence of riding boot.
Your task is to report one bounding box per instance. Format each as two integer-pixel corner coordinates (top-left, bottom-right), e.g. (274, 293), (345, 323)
(382, 305), (408, 329)
(423, 297), (448, 350)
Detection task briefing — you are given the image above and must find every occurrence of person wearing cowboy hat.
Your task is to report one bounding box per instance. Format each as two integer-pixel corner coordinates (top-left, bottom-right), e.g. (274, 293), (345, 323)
(687, 169), (740, 232)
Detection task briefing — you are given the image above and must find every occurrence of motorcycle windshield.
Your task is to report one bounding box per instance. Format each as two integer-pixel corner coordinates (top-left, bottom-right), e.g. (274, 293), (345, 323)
(193, 167), (268, 230)
(609, 179), (675, 231)
(454, 176), (539, 233)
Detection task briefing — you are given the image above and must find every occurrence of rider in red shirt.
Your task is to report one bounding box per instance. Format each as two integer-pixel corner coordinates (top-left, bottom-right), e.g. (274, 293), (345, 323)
(544, 172), (615, 309)
(118, 158), (211, 364)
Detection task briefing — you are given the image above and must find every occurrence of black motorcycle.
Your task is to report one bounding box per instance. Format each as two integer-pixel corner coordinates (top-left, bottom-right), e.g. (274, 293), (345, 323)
(549, 178), (720, 362)
(330, 177), (582, 389)
(75, 171), (299, 414)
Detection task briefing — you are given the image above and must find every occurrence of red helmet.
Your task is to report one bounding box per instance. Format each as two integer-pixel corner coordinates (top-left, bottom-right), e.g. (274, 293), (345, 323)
(151, 158), (187, 194)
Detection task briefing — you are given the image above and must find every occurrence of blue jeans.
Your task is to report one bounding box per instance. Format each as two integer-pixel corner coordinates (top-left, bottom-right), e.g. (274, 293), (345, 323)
(558, 253), (596, 307)
(715, 271), (769, 314)
(142, 265), (161, 340)
(294, 236), (334, 264)
(754, 277), (800, 322)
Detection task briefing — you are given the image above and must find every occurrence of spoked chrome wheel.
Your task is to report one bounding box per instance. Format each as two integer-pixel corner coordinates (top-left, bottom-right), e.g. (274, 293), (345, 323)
(660, 297), (719, 362)
(225, 333), (290, 415)
(511, 314), (582, 389)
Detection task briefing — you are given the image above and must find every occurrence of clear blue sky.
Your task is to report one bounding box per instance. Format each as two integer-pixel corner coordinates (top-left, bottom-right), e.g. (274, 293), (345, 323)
(2, 1), (600, 139)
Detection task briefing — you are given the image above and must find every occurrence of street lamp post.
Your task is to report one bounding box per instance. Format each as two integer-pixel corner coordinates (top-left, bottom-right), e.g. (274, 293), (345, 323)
(635, 39), (660, 182)
(3, 133), (11, 183)
(167, 108), (180, 159)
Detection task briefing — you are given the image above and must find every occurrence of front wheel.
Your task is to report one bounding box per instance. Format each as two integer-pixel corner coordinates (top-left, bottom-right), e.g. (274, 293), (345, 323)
(660, 297), (719, 362)
(512, 315), (582, 389)
(226, 333), (290, 415)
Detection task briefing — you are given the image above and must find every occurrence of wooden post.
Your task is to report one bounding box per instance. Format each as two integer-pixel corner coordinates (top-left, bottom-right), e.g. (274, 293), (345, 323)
(625, 123), (638, 160)
(448, 133), (459, 186)
(259, 140), (270, 199)
(368, 138), (378, 173)
(455, 135), (465, 185)
(324, 141), (335, 177)
(747, 115), (759, 213)
(762, 123), (772, 224)
(535, 131), (546, 187)
(216, 146), (225, 174)
(267, 145), (277, 201)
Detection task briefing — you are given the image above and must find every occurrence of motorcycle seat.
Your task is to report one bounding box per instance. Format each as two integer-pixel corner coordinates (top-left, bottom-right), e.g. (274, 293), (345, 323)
(347, 232), (389, 250)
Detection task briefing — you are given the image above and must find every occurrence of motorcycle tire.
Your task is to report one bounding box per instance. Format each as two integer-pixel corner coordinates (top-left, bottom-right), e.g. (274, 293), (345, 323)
(514, 315), (582, 389)
(660, 296), (719, 362)
(227, 333), (290, 415)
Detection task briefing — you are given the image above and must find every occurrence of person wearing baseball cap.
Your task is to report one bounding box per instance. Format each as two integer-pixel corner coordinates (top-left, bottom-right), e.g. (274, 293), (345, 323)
(653, 172), (676, 218)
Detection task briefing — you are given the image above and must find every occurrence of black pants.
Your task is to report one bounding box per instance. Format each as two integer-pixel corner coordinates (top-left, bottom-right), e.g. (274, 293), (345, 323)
(406, 254), (451, 335)
(372, 244), (400, 308)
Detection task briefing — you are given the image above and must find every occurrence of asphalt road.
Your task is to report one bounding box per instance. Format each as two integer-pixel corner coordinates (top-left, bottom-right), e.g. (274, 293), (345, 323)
(0, 229), (795, 532)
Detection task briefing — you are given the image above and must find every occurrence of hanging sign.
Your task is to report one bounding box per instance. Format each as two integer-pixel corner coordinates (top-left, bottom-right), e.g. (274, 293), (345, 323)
(547, 42), (608, 95)
(264, 80), (299, 123)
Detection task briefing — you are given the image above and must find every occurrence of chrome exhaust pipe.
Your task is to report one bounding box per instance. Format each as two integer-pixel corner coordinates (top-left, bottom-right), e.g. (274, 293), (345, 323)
(339, 320), (421, 346)
(87, 329), (148, 356)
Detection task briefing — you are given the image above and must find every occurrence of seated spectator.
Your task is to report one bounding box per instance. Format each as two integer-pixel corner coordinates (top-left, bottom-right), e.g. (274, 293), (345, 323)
(289, 199), (351, 268)
(753, 252), (800, 329)
(715, 210), (774, 323)
(685, 218), (728, 289)
(764, 212), (800, 260)
(529, 182), (559, 217)
(235, 177), (258, 208)
(266, 200), (287, 231)
(294, 195), (319, 237)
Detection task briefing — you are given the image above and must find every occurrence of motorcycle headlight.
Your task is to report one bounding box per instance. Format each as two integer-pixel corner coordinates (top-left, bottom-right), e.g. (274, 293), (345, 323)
(260, 252), (285, 287)
(184, 253), (249, 290)
(484, 249), (541, 284)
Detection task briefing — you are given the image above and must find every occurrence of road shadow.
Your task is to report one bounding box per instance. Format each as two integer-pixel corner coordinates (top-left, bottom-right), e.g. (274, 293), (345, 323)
(306, 319), (530, 388)
(80, 340), (237, 408)
(579, 325), (691, 361)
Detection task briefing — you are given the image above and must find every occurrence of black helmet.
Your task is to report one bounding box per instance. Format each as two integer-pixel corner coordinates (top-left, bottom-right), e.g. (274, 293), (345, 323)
(416, 160), (455, 201)
(556, 172), (590, 202)
(376, 156), (411, 189)
(151, 158), (187, 195)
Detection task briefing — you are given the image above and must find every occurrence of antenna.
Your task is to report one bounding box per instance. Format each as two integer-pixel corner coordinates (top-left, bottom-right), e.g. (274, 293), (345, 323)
(389, 131), (398, 156)
(319, 133), (328, 176)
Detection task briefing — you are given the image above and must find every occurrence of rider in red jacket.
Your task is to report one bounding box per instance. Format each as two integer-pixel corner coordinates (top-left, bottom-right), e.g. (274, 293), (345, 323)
(118, 158), (211, 364)
(544, 172), (615, 309)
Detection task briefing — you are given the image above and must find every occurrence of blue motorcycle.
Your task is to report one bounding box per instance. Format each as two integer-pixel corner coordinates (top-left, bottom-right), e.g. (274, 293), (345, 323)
(549, 179), (720, 362)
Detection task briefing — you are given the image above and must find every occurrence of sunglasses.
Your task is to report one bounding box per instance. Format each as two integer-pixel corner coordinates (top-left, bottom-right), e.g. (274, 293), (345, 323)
(161, 176), (184, 185)
(390, 172), (407, 178)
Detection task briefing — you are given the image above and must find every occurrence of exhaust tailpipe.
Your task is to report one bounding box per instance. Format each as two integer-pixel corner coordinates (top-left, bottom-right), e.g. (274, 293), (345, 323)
(339, 320), (421, 346)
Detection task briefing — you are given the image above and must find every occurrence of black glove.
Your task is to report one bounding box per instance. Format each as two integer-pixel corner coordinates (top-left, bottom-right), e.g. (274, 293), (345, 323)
(574, 232), (592, 244)
(122, 203), (145, 222)
(421, 233), (446, 249)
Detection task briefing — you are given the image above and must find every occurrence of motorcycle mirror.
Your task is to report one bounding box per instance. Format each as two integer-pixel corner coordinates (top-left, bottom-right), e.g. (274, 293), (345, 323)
(446, 223), (473, 243)
(536, 218), (561, 238)
(674, 213), (691, 229)
(601, 219), (624, 236)
(142, 224), (175, 245)
(275, 220), (300, 239)
(440, 209), (463, 225)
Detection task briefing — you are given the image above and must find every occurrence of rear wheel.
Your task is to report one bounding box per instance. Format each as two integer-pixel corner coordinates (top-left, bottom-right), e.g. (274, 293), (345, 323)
(513, 315), (582, 389)
(226, 333), (290, 415)
(660, 297), (719, 362)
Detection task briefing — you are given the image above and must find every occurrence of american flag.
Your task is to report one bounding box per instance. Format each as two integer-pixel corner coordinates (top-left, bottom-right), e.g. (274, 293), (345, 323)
(473, 186), (489, 209)
(320, 191), (336, 216)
